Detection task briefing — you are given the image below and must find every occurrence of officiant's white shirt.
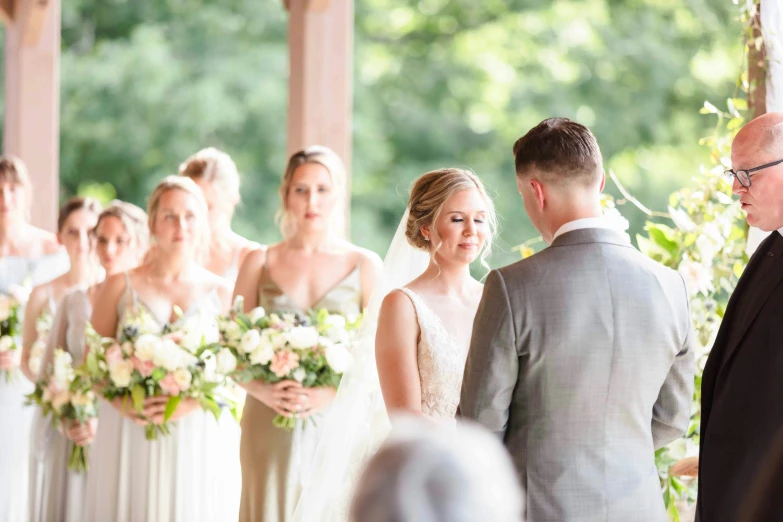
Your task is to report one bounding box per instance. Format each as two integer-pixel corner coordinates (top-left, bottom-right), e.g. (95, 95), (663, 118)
(553, 217), (615, 242)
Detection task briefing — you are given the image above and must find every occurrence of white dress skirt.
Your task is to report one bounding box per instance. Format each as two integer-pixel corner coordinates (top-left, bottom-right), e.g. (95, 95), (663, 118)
(83, 276), (241, 522)
(0, 252), (69, 522)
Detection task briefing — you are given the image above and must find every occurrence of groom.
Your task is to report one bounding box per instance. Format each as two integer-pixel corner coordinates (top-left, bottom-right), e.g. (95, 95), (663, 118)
(459, 118), (695, 521)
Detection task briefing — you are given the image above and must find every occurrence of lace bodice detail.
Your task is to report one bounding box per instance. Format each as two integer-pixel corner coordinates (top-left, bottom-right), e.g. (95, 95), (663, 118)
(397, 288), (468, 421)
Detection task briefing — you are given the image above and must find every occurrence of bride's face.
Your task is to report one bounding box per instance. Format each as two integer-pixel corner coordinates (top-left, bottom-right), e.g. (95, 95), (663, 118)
(427, 188), (488, 265)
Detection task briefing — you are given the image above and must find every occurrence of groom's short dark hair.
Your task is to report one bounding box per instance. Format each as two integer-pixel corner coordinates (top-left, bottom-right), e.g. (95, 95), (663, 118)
(513, 118), (603, 185)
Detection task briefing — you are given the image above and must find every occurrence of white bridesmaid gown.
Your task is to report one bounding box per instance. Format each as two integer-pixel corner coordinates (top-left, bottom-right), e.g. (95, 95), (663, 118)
(83, 273), (241, 522)
(0, 251), (69, 522)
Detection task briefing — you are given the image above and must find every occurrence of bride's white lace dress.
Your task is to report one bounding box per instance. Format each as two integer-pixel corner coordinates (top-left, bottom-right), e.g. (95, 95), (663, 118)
(395, 287), (468, 422)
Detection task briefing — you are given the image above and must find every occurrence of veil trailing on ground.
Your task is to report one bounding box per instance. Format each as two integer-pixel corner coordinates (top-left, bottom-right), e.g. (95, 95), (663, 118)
(293, 208), (430, 522)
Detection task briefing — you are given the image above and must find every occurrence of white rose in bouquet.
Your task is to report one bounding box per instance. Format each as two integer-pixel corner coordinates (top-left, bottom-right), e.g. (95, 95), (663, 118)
(324, 343), (353, 374)
(201, 352), (219, 382)
(173, 368), (193, 391)
(287, 326), (319, 350)
(28, 340), (46, 376)
(223, 320), (243, 344)
(109, 359), (134, 387)
(249, 340), (275, 366)
(216, 348), (237, 374)
(292, 367), (307, 383)
(248, 307), (266, 324)
(134, 334), (161, 362)
(70, 391), (94, 408)
(239, 329), (262, 354)
(181, 316), (220, 352)
(0, 335), (13, 353)
(324, 314), (346, 330)
(52, 350), (75, 389)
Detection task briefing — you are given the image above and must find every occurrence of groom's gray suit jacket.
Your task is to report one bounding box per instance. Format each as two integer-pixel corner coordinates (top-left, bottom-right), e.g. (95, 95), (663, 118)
(459, 227), (694, 522)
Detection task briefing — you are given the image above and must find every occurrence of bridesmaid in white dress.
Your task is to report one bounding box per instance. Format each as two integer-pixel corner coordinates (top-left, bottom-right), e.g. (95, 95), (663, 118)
(0, 155), (69, 522)
(33, 202), (148, 522)
(84, 176), (240, 522)
(178, 147), (263, 284)
(21, 197), (102, 383)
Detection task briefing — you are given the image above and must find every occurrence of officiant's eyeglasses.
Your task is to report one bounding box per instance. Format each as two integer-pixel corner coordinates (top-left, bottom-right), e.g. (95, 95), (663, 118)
(724, 158), (783, 188)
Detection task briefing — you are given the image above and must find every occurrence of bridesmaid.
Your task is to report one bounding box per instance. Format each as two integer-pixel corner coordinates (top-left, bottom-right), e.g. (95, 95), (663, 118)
(84, 176), (241, 522)
(0, 155), (69, 522)
(233, 145), (382, 522)
(21, 197), (102, 383)
(32, 201), (148, 522)
(179, 147), (262, 283)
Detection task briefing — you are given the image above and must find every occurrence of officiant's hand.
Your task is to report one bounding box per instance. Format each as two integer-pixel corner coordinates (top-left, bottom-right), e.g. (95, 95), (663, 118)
(298, 386), (336, 417)
(241, 379), (307, 417)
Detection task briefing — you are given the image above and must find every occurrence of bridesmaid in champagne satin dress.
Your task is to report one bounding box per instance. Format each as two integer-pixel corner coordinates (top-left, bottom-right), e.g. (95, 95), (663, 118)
(233, 146), (381, 522)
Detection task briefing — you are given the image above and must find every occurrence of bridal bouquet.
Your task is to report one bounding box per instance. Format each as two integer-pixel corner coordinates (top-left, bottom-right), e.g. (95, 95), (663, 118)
(27, 311), (54, 377)
(26, 348), (97, 472)
(0, 290), (25, 381)
(218, 297), (359, 430)
(84, 307), (236, 440)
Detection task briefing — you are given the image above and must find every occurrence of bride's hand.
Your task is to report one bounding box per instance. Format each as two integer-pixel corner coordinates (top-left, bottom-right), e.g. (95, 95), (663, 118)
(240, 379), (307, 417)
(299, 386), (336, 417)
(0, 351), (18, 370)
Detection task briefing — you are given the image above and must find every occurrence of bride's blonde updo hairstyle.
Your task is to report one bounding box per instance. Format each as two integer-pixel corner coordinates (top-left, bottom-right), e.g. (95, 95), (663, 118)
(406, 168), (497, 268)
(277, 145), (347, 238)
(146, 176), (209, 258)
(178, 147), (241, 205)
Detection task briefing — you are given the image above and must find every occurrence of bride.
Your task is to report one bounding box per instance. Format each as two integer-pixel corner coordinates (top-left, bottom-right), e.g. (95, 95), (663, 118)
(293, 167), (497, 521)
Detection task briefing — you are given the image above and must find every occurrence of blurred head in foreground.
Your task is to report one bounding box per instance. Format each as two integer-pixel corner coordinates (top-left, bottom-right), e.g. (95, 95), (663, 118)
(351, 416), (524, 522)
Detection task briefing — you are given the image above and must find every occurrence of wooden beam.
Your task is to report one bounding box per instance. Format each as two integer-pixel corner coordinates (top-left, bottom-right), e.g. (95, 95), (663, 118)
(0, 0), (14, 25)
(287, 0), (353, 231)
(4, 0), (60, 231)
(22, 0), (52, 46)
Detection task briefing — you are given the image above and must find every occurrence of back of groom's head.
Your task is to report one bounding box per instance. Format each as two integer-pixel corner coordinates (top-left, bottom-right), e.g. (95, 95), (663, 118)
(513, 118), (603, 186)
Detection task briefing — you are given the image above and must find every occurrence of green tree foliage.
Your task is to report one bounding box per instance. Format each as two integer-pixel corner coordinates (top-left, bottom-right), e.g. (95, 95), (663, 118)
(0, 0), (740, 266)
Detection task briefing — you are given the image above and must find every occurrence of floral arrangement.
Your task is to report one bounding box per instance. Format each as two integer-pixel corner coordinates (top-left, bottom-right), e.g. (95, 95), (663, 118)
(26, 348), (97, 472)
(0, 293), (23, 381)
(218, 297), (359, 429)
(28, 311), (54, 378)
(84, 306), (236, 440)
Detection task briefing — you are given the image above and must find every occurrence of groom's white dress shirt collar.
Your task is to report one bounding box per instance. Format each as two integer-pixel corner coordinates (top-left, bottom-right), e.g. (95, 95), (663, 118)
(778, 226), (783, 237)
(552, 217), (614, 242)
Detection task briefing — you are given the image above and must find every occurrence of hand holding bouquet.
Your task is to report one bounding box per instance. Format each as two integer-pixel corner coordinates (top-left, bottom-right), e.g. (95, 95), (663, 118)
(26, 348), (97, 472)
(84, 307), (236, 440)
(218, 297), (359, 430)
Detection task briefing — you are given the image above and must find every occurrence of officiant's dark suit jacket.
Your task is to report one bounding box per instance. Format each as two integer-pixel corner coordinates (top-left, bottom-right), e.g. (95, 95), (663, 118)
(698, 231), (783, 522)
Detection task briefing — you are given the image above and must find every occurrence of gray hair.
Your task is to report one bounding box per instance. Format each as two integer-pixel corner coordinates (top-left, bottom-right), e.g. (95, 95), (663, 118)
(351, 417), (525, 522)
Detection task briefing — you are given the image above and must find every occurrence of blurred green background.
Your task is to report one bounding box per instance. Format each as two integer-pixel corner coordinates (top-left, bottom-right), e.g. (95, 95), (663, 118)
(0, 0), (742, 268)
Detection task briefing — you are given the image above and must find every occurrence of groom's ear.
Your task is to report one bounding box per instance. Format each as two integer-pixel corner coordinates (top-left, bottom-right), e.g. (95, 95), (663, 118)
(599, 170), (606, 192)
(530, 179), (546, 210)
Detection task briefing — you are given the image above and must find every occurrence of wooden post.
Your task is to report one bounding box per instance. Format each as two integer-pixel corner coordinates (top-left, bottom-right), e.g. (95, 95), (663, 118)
(286, 0), (354, 232)
(3, 0), (60, 231)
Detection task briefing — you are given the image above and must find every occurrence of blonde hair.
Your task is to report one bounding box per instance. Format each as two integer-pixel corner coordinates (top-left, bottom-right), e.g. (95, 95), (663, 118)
(406, 168), (497, 270)
(94, 200), (149, 252)
(147, 176), (209, 257)
(0, 155), (31, 216)
(178, 147), (241, 204)
(277, 145), (347, 238)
